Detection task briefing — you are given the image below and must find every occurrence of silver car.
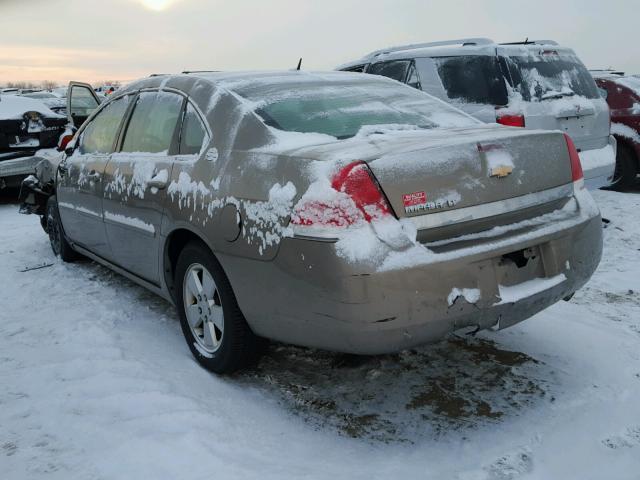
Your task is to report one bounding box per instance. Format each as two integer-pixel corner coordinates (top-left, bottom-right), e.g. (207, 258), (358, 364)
(26, 71), (602, 374)
(338, 38), (617, 190)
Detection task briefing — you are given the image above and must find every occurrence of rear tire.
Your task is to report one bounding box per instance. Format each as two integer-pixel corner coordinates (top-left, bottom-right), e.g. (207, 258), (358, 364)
(175, 241), (263, 374)
(46, 195), (79, 262)
(610, 144), (638, 191)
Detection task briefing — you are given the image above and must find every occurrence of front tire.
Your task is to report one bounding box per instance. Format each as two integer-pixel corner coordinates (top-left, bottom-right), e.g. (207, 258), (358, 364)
(46, 195), (79, 262)
(610, 144), (638, 191)
(175, 241), (263, 374)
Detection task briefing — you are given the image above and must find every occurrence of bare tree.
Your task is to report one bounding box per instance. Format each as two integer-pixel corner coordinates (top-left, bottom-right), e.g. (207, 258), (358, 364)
(41, 80), (58, 90)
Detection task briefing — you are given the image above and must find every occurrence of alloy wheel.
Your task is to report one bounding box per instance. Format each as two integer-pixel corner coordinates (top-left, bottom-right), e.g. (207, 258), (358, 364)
(183, 263), (224, 354)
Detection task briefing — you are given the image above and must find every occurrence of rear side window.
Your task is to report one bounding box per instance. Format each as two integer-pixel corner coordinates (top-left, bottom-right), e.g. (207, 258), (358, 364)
(79, 95), (131, 154)
(179, 103), (208, 155)
(434, 56), (508, 106)
(121, 91), (184, 154)
(368, 60), (412, 83)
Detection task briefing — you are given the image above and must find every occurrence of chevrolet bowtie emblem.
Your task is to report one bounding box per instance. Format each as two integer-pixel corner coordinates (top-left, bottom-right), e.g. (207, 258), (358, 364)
(490, 165), (514, 178)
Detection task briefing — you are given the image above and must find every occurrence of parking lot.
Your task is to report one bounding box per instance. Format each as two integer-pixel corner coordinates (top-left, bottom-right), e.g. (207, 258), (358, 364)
(1, 186), (639, 479)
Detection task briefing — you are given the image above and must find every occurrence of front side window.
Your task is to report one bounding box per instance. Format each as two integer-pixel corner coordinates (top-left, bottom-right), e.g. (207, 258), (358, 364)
(179, 103), (208, 155)
(368, 60), (411, 83)
(121, 91), (184, 154)
(79, 95), (131, 154)
(70, 85), (100, 119)
(434, 56), (509, 106)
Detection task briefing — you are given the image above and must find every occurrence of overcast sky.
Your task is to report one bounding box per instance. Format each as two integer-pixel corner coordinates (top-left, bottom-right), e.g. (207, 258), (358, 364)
(0, 0), (637, 85)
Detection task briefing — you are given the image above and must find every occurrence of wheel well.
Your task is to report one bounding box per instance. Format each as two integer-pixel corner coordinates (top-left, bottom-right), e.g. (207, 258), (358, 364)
(616, 137), (640, 170)
(164, 229), (210, 301)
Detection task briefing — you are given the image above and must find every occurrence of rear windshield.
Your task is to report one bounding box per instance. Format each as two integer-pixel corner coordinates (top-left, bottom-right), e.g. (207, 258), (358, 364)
(434, 56), (509, 106)
(234, 79), (477, 139)
(504, 54), (600, 101)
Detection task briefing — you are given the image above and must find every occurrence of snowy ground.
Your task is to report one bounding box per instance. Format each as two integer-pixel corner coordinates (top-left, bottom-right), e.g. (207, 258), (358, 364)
(1, 187), (639, 479)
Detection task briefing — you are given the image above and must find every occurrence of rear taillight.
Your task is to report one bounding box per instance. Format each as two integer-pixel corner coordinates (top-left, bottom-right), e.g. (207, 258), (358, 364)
(291, 161), (392, 228)
(563, 133), (584, 183)
(496, 112), (525, 128)
(58, 133), (74, 151)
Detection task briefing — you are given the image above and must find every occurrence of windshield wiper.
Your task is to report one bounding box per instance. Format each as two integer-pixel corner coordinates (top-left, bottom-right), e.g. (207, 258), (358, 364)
(540, 90), (576, 101)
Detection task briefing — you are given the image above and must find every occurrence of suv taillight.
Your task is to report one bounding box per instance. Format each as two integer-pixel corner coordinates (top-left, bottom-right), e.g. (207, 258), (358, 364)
(563, 133), (584, 183)
(496, 112), (525, 128)
(291, 161), (392, 228)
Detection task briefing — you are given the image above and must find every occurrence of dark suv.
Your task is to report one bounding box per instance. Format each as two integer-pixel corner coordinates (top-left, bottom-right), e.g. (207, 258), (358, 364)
(592, 71), (640, 189)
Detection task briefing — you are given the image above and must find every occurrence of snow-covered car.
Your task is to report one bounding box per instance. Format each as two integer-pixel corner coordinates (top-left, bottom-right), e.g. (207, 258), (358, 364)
(51, 87), (68, 98)
(24, 71), (602, 374)
(591, 71), (640, 189)
(338, 38), (617, 190)
(0, 95), (67, 162)
(22, 91), (67, 116)
(1, 83), (101, 190)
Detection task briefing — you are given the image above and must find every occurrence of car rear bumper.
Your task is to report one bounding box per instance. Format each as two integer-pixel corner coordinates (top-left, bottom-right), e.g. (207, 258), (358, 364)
(580, 135), (616, 189)
(220, 189), (602, 354)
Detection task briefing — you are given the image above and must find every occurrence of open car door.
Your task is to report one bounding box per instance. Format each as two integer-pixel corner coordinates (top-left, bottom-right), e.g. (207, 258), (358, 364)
(67, 81), (102, 129)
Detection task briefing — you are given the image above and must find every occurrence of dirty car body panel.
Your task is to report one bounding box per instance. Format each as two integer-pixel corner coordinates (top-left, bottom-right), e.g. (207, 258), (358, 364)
(47, 71), (601, 356)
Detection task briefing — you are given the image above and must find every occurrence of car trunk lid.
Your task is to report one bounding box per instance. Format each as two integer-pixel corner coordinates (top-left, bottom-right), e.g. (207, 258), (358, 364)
(278, 125), (573, 222)
(360, 127), (572, 219)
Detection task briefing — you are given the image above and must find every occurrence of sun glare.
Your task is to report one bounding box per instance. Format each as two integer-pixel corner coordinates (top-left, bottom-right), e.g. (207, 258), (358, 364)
(139, 0), (175, 11)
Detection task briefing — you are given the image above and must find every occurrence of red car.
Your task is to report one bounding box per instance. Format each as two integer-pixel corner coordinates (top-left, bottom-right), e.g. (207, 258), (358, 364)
(592, 71), (640, 189)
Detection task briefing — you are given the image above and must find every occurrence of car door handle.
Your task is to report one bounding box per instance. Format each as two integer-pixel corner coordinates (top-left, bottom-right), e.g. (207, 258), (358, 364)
(87, 172), (101, 182)
(147, 175), (168, 190)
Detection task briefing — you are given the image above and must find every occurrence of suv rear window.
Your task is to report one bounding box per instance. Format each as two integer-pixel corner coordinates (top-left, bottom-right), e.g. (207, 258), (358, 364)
(434, 56), (509, 106)
(504, 54), (600, 101)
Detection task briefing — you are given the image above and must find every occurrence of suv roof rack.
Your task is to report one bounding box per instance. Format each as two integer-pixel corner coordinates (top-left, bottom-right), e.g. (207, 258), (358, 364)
(365, 37), (494, 59)
(500, 39), (559, 46)
(181, 70), (221, 74)
(149, 73), (170, 77)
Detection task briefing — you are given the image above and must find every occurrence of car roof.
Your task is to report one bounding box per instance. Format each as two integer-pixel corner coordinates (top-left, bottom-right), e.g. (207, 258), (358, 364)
(183, 70), (364, 84)
(337, 38), (576, 69)
(120, 70), (392, 95)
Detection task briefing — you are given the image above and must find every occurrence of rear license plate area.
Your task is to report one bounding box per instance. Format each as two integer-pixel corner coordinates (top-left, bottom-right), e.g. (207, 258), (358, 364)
(494, 246), (545, 287)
